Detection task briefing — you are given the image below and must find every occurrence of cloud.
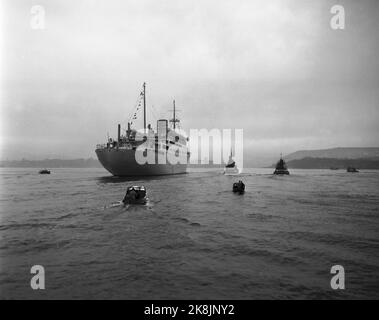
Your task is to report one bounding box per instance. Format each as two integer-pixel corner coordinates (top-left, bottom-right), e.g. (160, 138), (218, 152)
(1, 0), (379, 163)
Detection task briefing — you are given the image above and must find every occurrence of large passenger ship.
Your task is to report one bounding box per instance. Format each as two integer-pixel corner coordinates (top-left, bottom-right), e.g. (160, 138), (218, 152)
(95, 83), (190, 176)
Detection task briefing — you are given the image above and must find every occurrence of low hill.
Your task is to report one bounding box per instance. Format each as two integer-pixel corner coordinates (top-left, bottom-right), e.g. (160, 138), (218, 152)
(285, 157), (379, 169)
(285, 147), (379, 161)
(0, 158), (102, 168)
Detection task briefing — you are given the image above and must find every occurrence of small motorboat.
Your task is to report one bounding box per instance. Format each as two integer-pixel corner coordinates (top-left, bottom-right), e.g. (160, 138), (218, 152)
(233, 180), (245, 194)
(122, 186), (148, 205)
(347, 167), (359, 173)
(39, 169), (51, 174)
(273, 154), (289, 175)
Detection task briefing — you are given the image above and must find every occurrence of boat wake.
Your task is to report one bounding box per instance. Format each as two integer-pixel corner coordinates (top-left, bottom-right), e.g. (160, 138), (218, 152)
(104, 198), (153, 211)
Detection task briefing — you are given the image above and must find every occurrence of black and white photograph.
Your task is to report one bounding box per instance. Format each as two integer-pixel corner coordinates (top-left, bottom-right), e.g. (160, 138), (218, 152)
(1, 0), (379, 305)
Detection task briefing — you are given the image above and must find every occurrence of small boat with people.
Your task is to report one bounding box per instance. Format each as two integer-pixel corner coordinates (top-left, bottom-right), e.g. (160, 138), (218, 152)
(233, 180), (245, 194)
(122, 186), (148, 205)
(347, 167), (359, 173)
(39, 169), (51, 174)
(273, 154), (290, 175)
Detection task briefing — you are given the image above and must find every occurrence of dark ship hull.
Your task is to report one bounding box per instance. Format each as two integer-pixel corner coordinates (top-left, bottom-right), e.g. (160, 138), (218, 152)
(96, 148), (187, 176)
(273, 169), (289, 175)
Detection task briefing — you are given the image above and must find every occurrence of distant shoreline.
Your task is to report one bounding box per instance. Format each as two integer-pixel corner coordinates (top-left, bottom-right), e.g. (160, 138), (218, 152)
(0, 158), (102, 168)
(282, 157), (379, 169)
(3, 151), (379, 170)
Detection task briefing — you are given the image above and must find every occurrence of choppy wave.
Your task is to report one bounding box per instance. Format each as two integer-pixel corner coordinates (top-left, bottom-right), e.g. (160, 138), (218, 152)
(0, 167), (379, 299)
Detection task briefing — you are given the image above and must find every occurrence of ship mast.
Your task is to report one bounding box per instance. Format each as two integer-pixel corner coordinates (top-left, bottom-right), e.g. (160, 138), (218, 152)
(143, 82), (146, 132)
(173, 100), (176, 129)
(170, 99), (180, 130)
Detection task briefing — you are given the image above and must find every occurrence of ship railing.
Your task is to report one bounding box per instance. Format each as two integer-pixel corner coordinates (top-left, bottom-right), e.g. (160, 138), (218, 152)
(96, 139), (187, 150)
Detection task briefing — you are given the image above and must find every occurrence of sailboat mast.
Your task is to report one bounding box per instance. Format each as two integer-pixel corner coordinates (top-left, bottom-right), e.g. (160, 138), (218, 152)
(173, 99), (176, 129)
(143, 82), (146, 131)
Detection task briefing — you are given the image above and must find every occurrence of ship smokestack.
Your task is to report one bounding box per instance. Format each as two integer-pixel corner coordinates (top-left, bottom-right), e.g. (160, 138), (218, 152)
(117, 124), (121, 148)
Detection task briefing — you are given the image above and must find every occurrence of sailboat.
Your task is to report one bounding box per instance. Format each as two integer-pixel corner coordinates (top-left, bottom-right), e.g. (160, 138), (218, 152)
(223, 149), (239, 175)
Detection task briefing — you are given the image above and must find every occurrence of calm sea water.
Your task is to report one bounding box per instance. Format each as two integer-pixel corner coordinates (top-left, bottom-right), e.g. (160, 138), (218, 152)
(0, 167), (378, 299)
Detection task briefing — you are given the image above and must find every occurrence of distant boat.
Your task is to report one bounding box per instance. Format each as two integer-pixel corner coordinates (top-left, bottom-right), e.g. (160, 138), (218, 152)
(39, 169), (51, 174)
(223, 149), (239, 175)
(330, 167), (339, 170)
(347, 167), (359, 173)
(273, 154), (290, 175)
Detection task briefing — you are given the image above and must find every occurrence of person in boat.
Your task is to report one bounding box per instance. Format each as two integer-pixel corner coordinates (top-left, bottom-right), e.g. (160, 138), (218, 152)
(122, 186), (147, 204)
(123, 188), (136, 204)
(233, 180), (245, 193)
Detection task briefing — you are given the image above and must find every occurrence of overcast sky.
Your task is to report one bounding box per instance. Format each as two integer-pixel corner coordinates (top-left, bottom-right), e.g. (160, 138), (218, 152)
(1, 0), (379, 165)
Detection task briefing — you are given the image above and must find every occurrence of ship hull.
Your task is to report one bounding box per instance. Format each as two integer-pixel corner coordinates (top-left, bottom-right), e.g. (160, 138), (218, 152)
(273, 169), (290, 175)
(96, 148), (187, 176)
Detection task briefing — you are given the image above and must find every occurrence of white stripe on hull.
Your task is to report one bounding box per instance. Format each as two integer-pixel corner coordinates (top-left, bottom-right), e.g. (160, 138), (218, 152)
(96, 148), (187, 176)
